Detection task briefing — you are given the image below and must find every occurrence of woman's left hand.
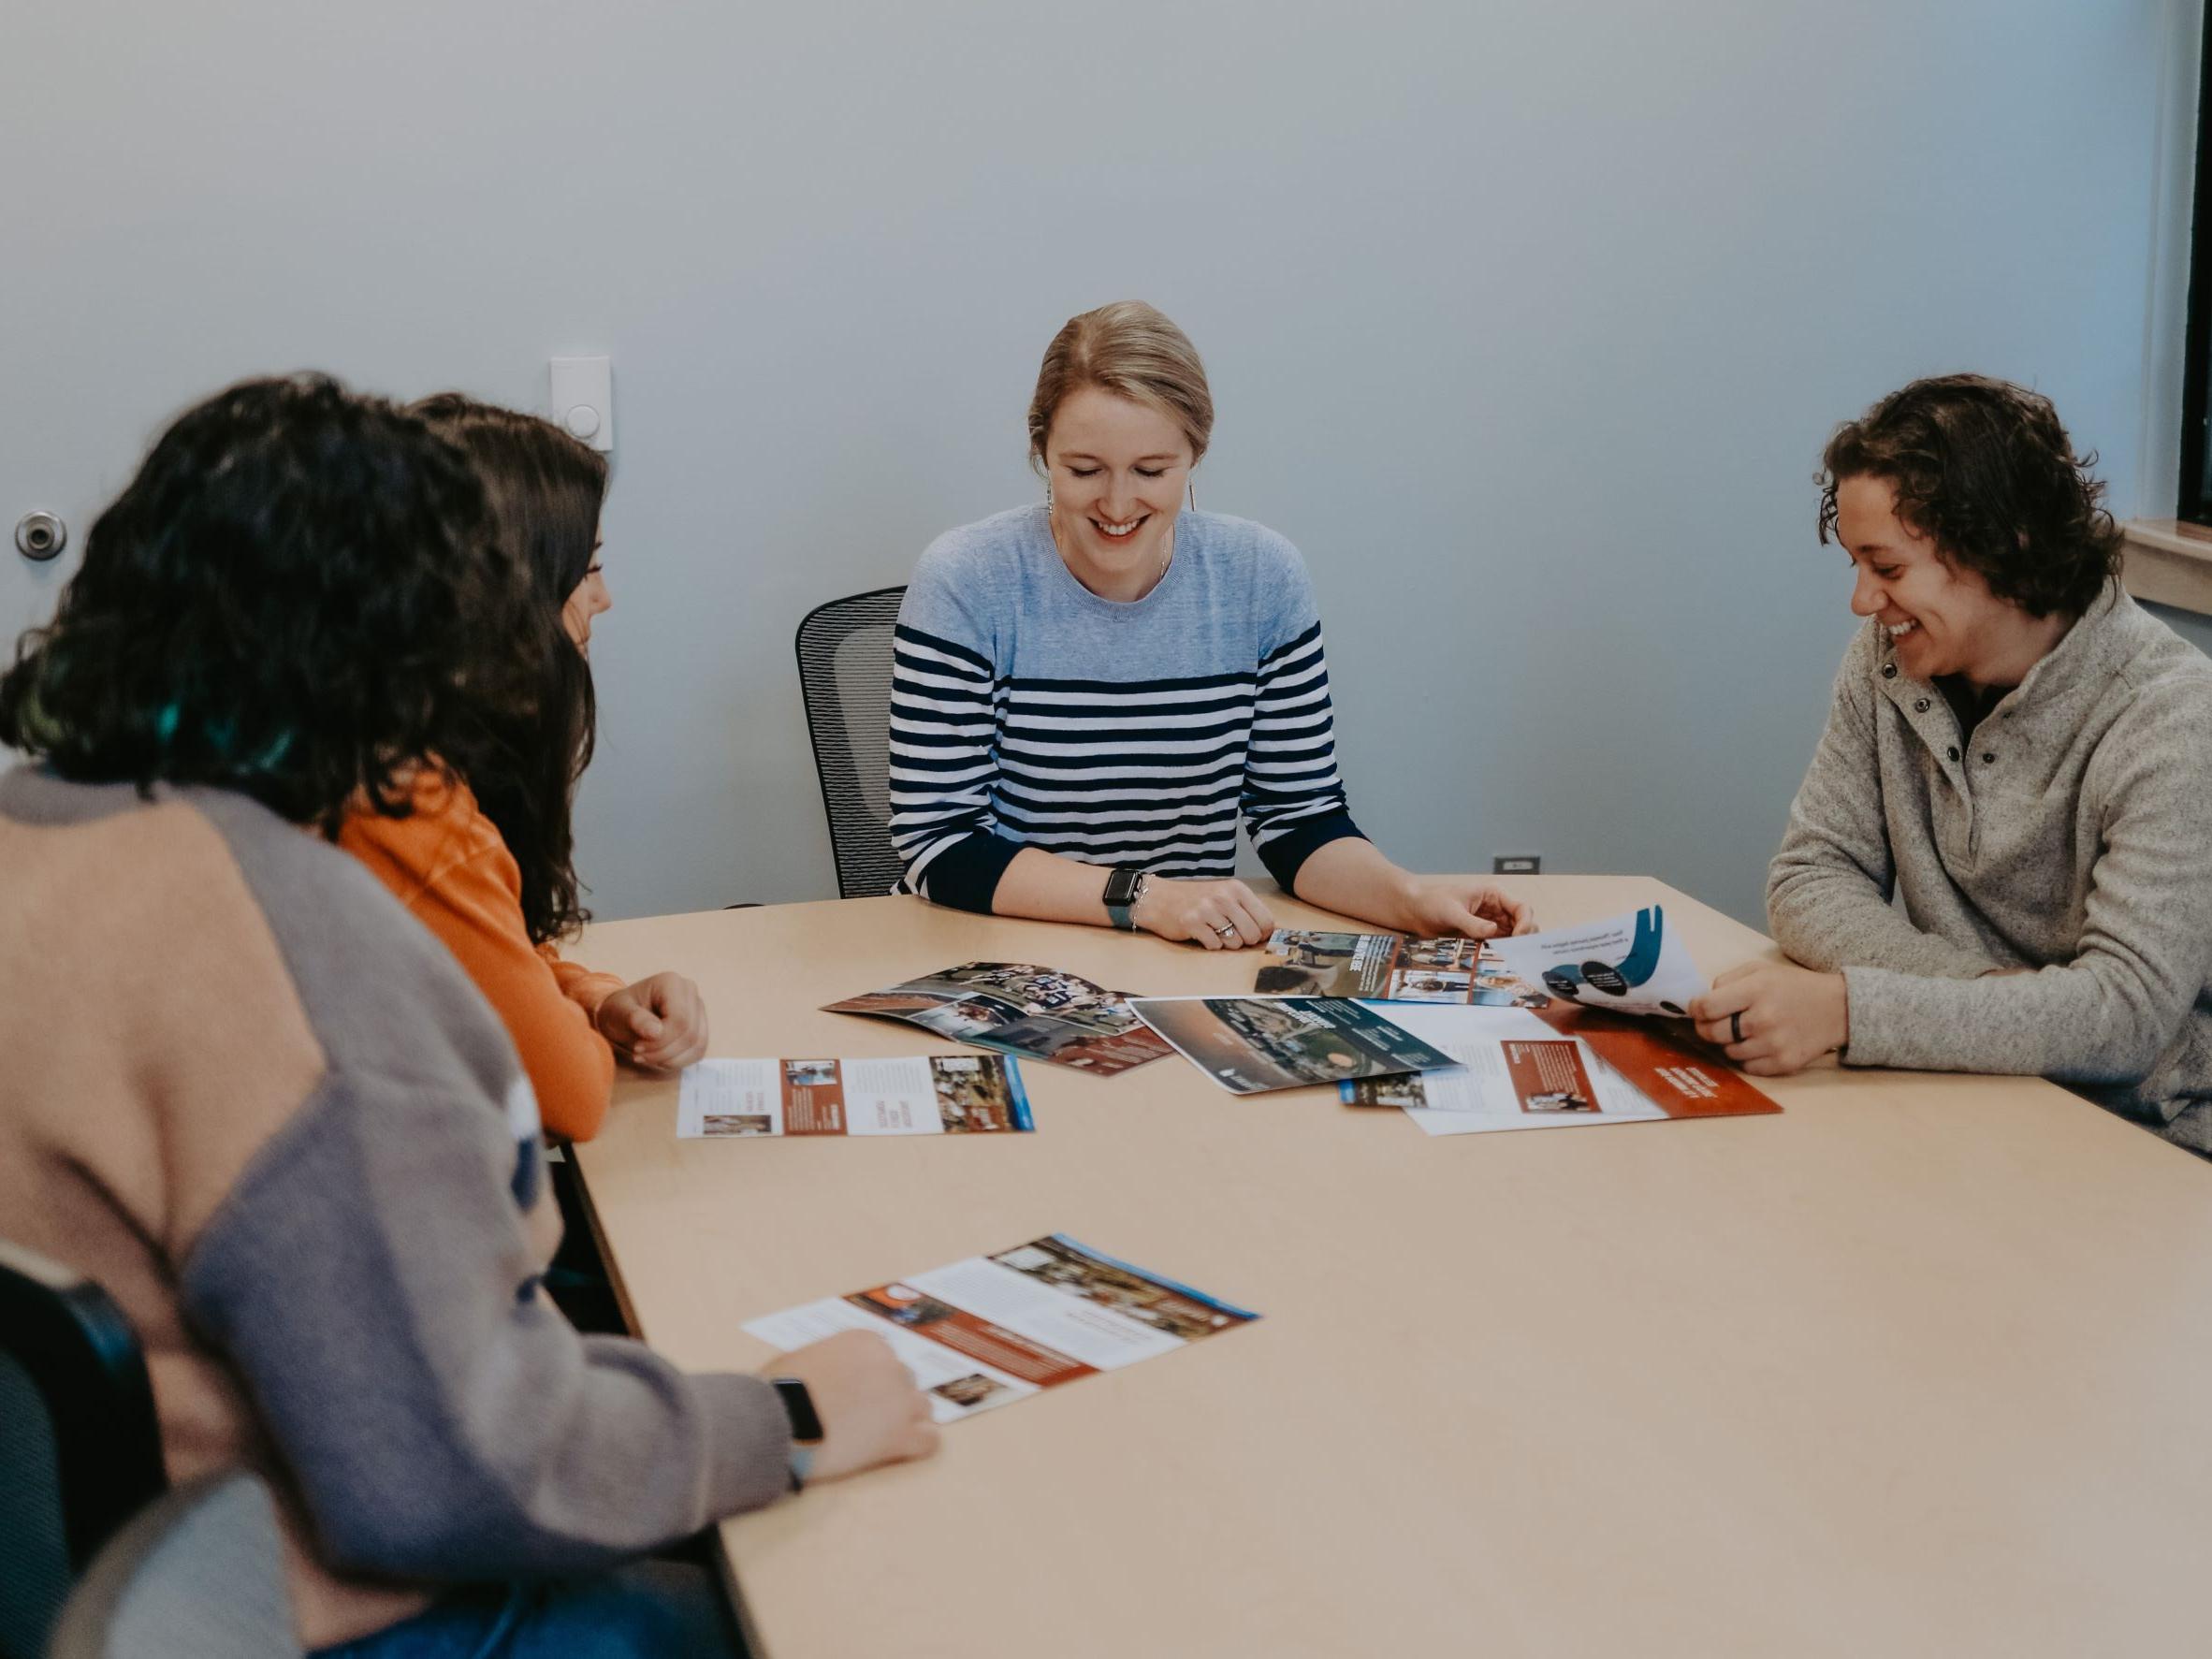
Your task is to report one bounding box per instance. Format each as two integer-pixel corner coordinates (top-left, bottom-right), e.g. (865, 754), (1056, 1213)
(1394, 877), (1537, 939)
(1688, 961), (1848, 1076)
(597, 970), (710, 1070)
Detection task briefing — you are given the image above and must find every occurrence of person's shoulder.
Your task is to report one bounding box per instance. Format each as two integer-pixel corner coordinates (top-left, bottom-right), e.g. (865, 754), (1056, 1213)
(185, 786), (520, 1093)
(337, 766), (510, 895)
(1184, 510), (1306, 577)
(913, 504), (1045, 587)
(2112, 594), (2212, 701)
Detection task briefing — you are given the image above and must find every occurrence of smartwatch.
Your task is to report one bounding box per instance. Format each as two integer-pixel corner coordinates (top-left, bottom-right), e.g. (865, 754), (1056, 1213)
(1102, 867), (1149, 931)
(773, 1376), (823, 1492)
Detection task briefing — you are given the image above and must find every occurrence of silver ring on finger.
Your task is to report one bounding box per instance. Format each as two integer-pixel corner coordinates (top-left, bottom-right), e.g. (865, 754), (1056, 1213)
(1214, 922), (1238, 939)
(1729, 1011), (1744, 1045)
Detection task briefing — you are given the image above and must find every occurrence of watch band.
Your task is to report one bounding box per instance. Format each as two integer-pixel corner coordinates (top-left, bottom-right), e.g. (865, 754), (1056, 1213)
(1101, 867), (1148, 931)
(773, 1376), (823, 1492)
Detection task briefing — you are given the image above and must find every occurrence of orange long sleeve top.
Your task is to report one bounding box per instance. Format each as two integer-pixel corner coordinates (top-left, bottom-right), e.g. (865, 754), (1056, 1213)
(339, 771), (626, 1142)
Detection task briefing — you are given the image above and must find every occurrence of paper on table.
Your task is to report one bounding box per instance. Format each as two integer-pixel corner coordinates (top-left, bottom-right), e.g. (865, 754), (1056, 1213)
(677, 1055), (1032, 1138)
(1128, 996), (1462, 1095)
(1485, 905), (1708, 1019)
(1336, 1002), (1667, 1134)
(824, 962), (1171, 1075)
(742, 1233), (1259, 1423)
(1257, 929), (1550, 1008)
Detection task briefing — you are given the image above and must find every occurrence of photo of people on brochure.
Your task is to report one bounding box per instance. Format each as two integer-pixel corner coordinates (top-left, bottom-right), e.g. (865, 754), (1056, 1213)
(989, 1235), (1253, 1344)
(677, 1053), (1033, 1138)
(1128, 996), (1462, 1095)
(741, 1232), (1259, 1424)
(825, 962), (1172, 1075)
(1256, 929), (1551, 1009)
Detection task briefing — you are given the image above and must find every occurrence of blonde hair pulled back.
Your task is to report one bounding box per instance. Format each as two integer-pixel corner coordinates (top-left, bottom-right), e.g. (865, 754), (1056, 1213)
(1027, 301), (1214, 474)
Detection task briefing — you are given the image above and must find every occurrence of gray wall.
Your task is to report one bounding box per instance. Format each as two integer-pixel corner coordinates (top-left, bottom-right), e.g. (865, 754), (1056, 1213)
(1, 0), (2199, 926)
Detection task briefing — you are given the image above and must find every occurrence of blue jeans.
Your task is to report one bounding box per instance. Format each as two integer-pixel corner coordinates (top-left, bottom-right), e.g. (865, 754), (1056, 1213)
(311, 1561), (739, 1659)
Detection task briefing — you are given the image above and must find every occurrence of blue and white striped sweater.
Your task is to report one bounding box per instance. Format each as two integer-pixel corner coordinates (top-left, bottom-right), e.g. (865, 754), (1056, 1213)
(888, 504), (1362, 911)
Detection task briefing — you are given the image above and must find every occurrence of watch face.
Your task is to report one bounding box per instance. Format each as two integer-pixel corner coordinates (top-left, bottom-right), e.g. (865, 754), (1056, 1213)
(775, 1377), (824, 1444)
(1102, 868), (1141, 907)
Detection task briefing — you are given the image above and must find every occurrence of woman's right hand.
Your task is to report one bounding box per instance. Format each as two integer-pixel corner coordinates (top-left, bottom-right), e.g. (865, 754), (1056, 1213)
(765, 1330), (939, 1483)
(1131, 876), (1276, 950)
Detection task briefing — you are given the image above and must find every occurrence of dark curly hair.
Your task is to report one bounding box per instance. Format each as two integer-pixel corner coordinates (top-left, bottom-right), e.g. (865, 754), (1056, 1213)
(412, 395), (607, 945)
(0, 373), (538, 834)
(1817, 374), (2122, 618)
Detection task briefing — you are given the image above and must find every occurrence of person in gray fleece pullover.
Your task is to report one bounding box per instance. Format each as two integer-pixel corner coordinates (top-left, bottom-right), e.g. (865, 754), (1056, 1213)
(1689, 376), (2212, 1159)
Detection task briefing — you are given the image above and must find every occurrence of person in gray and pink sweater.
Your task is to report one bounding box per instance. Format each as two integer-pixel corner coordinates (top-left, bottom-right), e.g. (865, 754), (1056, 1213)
(0, 375), (936, 1657)
(1689, 375), (2212, 1160)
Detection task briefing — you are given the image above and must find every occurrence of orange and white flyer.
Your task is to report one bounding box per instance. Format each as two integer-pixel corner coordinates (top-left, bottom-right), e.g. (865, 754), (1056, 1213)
(741, 1233), (1259, 1422)
(1340, 1002), (1780, 1134)
(676, 1055), (1032, 1139)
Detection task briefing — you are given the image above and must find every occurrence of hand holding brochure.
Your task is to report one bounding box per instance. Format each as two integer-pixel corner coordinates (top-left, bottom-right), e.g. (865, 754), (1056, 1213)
(824, 962), (1171, 1075)
(1485, 905), (1707, 1019)
(1129, 996), (1461, 1094)
(677, 1055), (1032, 1138)
(743, 1233), (1259, 1422)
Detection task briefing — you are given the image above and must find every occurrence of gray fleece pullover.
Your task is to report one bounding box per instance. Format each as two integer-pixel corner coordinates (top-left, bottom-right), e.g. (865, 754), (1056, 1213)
(1768, 580), (2212, 1157)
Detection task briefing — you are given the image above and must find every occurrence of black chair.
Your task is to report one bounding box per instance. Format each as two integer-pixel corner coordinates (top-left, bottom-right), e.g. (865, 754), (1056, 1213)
(794, 586), (909, 899)
(0, 1241), (167, 1659)
(46, 1473), (296, 1659)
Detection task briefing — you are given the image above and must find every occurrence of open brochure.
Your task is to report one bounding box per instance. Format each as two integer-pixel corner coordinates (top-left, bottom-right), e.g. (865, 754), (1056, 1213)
(1128, 996), (1461, 1095)
(1259, 928), (1551, 1008)
(1485, 905), (1708, 1019)
(1341, 1003), (1781, 1134)
(677, 1055), (1032, 1138)
(742, 1233), (1259, 1423)
(824, 962), (1171, 1076)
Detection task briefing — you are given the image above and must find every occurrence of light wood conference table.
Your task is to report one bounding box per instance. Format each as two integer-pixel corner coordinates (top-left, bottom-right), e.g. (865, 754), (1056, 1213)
(572, 877), (2212, 1659)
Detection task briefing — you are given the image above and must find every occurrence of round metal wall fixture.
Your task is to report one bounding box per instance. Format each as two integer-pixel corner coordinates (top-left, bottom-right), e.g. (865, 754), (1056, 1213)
(15, 511), (66, 562)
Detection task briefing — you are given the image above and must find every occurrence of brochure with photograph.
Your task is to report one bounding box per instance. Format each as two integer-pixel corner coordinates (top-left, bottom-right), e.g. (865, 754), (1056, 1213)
(677, 1054), (1033, 1139)
(1258, 928), (1551, 1008)
(1128, 996), (1462, 1095)
(741, 1232), (1259, 1423)
(824, 962), (1172, 1075)
(1485, 905), (1708, 1019)
(1340, 1002), (1782, 1134)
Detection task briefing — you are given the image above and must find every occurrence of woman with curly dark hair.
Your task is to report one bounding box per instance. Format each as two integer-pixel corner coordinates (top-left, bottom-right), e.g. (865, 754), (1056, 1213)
(0, 374), (936, 1657)
(1687, 375), (2212, 1158)
(336, 396), (708, 1142)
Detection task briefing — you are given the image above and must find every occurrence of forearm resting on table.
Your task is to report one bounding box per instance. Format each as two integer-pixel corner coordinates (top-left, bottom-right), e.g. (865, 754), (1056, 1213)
(1287, 837), (1414, 932)
(990, 846), (1111, 924)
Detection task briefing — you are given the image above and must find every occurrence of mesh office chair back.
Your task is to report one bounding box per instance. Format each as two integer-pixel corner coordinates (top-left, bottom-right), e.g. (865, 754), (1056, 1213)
(795, 586), (910, 899)
(0, 1241), (167, 1659)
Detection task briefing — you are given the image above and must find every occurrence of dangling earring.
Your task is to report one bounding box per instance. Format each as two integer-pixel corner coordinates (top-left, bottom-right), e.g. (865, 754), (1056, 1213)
(1046, 477), (1055, 514)
(1187, 480), (1197, 512)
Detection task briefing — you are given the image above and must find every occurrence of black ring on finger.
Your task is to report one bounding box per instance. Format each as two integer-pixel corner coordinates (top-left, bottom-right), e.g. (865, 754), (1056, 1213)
(1729, 1011), (1743, 1045)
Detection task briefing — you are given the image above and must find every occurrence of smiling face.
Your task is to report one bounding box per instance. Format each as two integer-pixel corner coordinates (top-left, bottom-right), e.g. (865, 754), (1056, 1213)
(1835, 474), (2057, 687)
(1042, 386), (1193, 601)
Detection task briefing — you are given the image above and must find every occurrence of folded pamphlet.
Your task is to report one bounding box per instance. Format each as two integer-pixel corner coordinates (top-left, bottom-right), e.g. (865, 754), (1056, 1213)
(677, 1054), (1032, 1139)
(1128, 995), (1461, 1095)
(824, 962), (1171, 1075)
(1258, 928), (1551, 1008)
(742, 1233), (1259, 1423)
(1337, 1001), (1777, 1133)
(1485, 905), (1708, 1019)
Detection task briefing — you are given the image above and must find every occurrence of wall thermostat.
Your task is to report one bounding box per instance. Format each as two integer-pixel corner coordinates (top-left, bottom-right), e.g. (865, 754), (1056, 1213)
(549, 357), (614, 453)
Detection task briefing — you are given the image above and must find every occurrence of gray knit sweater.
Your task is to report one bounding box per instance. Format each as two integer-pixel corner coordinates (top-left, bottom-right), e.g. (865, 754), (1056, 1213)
(1768, 580), (2212, 1157)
